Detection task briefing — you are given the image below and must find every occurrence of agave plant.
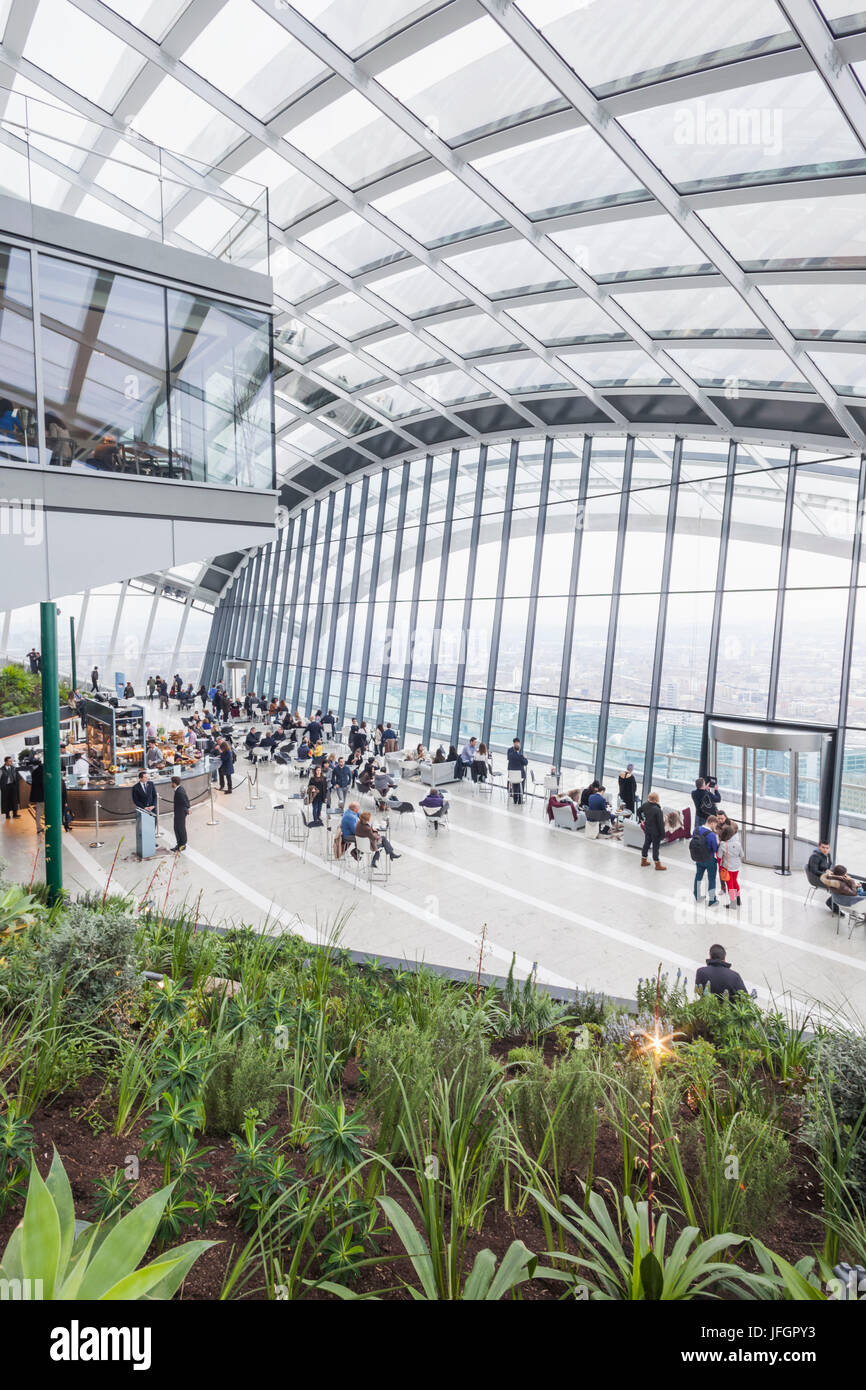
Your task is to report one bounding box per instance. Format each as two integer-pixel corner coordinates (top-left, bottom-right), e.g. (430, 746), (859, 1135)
(0, 883), (46, 940)
(530, 1185), (769, 1300)
(0, 1150), (215, 1299)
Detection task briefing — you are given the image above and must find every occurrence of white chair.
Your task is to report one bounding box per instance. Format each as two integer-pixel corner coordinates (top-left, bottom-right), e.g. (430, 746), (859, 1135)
(507, 770), (525, 806)
(831, 893), (866, 941)
(422, 806), (448, 834)
(351, 838), (389, 891)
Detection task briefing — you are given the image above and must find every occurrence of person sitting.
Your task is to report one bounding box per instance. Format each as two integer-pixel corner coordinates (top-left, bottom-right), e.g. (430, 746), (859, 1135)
(245, 727), (261, 759)
(455, 737), (476, 780)
(357, 758), (376, 795)
(296, 737), (312, 762)
(586, 786), (619, 834)
(353, 809), (401, 865)
(431, 746), (446, 765)
(808, 840), (832, 882)
(821, 863), (866, 901)
(373, 766), (397, 795)
(420, 787), (449, 830)
(338, 801), (360, 858)
(695, 944), (748, 997)
(472, 742), (492, 784)
(579, 780), (600, 809)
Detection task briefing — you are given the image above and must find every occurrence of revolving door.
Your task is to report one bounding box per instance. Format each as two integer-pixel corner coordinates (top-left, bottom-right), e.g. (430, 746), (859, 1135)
(705, 718), (835, 874)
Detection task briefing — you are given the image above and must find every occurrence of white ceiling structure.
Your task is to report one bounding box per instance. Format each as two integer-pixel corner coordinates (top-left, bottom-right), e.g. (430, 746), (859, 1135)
(3, 0), (866, 509)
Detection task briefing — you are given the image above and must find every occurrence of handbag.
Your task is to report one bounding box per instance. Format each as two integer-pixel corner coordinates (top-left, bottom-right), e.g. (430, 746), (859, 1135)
(719, 844), (730, 883)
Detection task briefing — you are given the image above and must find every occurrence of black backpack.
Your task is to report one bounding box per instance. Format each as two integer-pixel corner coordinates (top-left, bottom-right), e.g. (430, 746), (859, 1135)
(689, 829), (709, 862)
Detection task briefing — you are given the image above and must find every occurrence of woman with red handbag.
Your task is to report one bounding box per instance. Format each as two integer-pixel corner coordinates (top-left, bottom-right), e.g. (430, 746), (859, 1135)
(718, 822), (743, 908)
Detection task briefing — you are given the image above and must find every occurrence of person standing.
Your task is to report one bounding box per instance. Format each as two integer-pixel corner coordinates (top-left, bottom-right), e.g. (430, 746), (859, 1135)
(718, 821), (743, 909)
(171, 775), (190, 852)
(691, 776), (721, 827)
(27, 647), (39, 674)
(331, 755), (352, 809)
(132, 769), (157, 816)
(507, 738), (528, 804)
(29, 757), (44, 834)
(1, 756), (20, 819)
(218, 739), (234, 794)
(147, 675), (156, 700)
(304, 765), (327, 827)
(618, 764), (637, 815)
(690, 815), (720, 906)
(91, 666), (99, 692)
(158, 678), (169, 711)
(638, 790), (666, 870)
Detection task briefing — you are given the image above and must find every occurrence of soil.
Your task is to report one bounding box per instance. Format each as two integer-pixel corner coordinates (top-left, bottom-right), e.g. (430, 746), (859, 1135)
(0, 1048), (825, 1301)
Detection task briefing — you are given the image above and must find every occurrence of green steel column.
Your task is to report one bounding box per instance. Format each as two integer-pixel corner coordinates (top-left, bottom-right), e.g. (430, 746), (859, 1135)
(69, 614), (77, 692)
(40, 602), (63, 903)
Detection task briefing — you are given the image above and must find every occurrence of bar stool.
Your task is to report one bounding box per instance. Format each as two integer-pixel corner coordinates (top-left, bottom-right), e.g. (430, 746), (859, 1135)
(268, 803), (288, 843)
(507, 770), (525, 806)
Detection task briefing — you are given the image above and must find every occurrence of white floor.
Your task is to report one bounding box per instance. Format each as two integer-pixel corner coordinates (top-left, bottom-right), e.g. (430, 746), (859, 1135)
(2, 714), (866, 1025)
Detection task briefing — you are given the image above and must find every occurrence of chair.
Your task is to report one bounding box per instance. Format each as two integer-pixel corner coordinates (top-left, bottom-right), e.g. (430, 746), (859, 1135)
(542, 773), (559, 814)
(804, 866), (824, 907)
(831, 893), (866, 940)
(422, 806), (448, 834)
(550, 801), (586, 832)
(391, 800), (417, 831)
(353, 837), (390, 891)
(507, 770), (525, 806)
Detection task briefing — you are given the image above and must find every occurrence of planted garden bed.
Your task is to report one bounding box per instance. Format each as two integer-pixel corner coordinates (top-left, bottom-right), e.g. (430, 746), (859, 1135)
(0, 879), (862, 1301)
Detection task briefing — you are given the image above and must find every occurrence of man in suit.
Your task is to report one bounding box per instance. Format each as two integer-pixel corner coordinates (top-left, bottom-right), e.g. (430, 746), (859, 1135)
(91, 666), (99, 692)
(1, 756), (20, 819)
(132, 770), (157, 816)
(171, 775), (190, 852)
(506, 738), (528, 804)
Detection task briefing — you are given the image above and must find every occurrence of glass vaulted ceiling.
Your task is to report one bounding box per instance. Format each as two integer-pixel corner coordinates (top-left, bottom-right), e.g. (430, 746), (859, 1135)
(6, 0), (866, 501)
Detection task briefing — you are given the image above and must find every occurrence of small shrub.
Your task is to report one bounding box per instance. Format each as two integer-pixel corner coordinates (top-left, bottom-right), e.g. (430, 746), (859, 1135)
(204, 1033), (282, 1135)
(43, 901), (139, 1022)
(805, 1031), (866, 1208)
(508, 1047), (596, 1177)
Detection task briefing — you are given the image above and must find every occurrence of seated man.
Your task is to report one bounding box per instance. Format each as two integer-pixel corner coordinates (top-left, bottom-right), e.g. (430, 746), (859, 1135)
(373, 767), (398, 795)
(338, 801), (360, 859)
(695, 944), (748, 997)
(586, 786), (621, 835)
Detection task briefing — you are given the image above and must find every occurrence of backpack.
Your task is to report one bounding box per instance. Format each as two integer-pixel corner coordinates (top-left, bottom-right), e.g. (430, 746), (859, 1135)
(688, 829), (709, 862)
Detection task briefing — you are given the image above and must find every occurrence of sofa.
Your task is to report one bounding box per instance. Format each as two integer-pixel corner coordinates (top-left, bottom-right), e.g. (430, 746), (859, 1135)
(548, 797), (587, 831)
(622, 805), (692, 849)
(419, 759), (458, 786)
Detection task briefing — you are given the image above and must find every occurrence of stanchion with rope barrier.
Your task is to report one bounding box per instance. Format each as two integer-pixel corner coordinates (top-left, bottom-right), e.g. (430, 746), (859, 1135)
(89, 800), (104, 848)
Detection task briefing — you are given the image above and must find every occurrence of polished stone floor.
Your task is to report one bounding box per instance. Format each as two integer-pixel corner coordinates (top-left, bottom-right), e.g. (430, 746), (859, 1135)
(2, 710), (865, 1024)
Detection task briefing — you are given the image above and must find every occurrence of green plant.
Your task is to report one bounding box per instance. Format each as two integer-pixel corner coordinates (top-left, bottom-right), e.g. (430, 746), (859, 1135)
(89, 1168), (138, 1223)
(43, 900), (140, 1023)
(531, 1186), (767, 1300)
(0, 882), (48, 941)
(507, 1046), (597, 1179)
(502, 956), (569, 1041)
(142, 1092), (204, 1184)
(306, 1099), (368, 1176)
(0, 1100), (33, 1214)
(0, 1150), (215, 1299)
(330, 1198), (540, 1300)
(204, 1033), (282, 1136)
(804, 1030), (866, 1225)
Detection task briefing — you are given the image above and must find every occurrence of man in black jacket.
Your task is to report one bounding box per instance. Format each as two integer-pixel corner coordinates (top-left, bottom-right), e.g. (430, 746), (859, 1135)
(1, 756), (20, 819)
(807, 841), (832, 881)
(691, 776), (721, 826)
(638, 791), (666, 870)
(507, 738), (528, 804)
(171, 776), (190, 852)
(695, 944), (747, 997)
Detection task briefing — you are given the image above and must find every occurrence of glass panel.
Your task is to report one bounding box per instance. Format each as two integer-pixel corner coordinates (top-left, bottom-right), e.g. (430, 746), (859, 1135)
(603, 704), (649, 782)
(562, 699), (600, 775)
(609, 594), (661, 703)
(167, 287), (273, 487)
(378, 16), (561, 145)
(519, 0), (788, 95)
(659, 593), (713, 711)
(287, 91), (422, 189)
(700, 193), (866, 270)
(509, 296), (622, 344)
(183, 0), (326, 122)
(372, 264), (468, 318)
(474, 125), (643, 220)
(776, 588), (847, 723)
(725, 467), (787, 588)
(787, 459), (858, 587)
(24, 0), (144, 113)
(445, 239), (575, 298)
(0, 242), (36, 466)
(373, 172), (504, 247)
(309, 293), (393, 339)
(428, 314), (521, 356)
(713, 588), (776, 717)
(621, 73), (864, 191)
(292, 0), (445, 58)
(553, 214), (713, 281)
(40, 255), (171, 474)
(612, 285), (764, 336)
(666, 346), (807, 391)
